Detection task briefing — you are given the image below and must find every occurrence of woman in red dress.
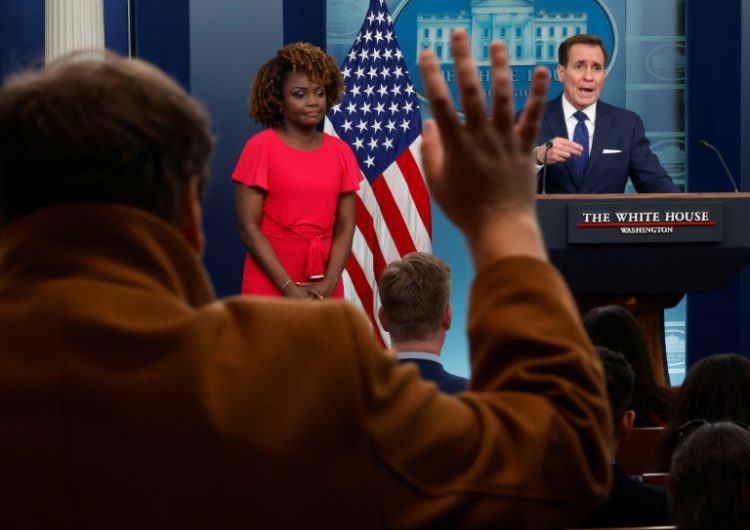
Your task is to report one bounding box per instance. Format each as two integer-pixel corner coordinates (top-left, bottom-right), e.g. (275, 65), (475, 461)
(233, 43), (361, 299)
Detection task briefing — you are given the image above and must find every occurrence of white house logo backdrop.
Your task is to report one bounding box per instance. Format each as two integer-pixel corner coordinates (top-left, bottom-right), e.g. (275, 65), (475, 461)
(392, 0), (616, 114)
(326, 0), (688, 383)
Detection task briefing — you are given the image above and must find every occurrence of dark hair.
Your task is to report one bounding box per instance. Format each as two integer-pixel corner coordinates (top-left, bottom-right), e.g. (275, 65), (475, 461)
(597, 346), (634, 437)
(558, 34), (608, 67)
(583, 305), (674, 427)
(654, 353), (750, 471)
(378, 252), (451, 342)
(249, 42), (344, 128)
(0, 52), (213, 228)
(670, 421), (750, 530)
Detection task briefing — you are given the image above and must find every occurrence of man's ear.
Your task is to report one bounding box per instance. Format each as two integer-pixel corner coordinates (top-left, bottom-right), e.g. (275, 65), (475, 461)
(443, 303), (452, 331)
(377, 307), (389, 331)
(180, 177), (205, 256)
(619, 410), (636, 440)
(556, 63), (565, 82)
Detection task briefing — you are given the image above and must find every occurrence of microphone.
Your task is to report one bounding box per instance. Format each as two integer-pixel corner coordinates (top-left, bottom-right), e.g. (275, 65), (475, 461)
(541, 141), (553, 195)
(699, 139), (739, 193)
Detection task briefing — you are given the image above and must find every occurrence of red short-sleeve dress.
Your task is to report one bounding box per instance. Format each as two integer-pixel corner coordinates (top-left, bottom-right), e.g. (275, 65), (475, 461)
(232, 129), (361, 297)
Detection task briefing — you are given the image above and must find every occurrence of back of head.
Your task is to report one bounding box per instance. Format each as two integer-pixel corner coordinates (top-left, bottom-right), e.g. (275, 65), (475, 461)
(670, 421), (750, 530)
(670, 353), (750, 426)
(655, 353), (750, 470)
(0, 52), (213, 229)
(378, 252), (450, 342)
(597, 346), (634, 438)
(584, 305), (671, 425)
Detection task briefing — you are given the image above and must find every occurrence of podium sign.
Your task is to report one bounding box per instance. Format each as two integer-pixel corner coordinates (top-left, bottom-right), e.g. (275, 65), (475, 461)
(537, 193), (750, 294)
(567, 201), (724, 244)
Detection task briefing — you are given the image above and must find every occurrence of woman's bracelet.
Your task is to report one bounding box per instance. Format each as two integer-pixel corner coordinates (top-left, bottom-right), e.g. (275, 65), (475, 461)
(280, 279), (293, 291)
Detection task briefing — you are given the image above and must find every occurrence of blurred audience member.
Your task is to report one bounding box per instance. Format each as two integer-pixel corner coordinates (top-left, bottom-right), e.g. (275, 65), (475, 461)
(654, 353), (750, 471)
(378, 252), (468, 394)
(584, 304), (674, 426)
(670, 420), (750, 530)
(577, 347), (670, 528)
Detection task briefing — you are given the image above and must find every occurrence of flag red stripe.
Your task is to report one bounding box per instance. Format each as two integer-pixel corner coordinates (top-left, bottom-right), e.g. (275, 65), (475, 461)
(371, 176), (418, 258)
(344, 253), (386, 347)
(396, 149), (432, 236)
(354, 194), (388, 280)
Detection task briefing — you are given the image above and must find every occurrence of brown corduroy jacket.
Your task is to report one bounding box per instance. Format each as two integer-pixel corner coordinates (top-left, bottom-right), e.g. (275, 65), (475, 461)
(0, 205), (611, 529)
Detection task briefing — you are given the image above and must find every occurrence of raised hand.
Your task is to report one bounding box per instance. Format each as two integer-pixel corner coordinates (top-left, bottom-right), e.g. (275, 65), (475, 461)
(418, 29), (550, 269)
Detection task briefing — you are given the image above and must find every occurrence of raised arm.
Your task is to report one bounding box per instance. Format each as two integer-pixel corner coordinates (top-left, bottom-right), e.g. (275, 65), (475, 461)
(420, 32), (549, 268)
(357, 29), (612, 528)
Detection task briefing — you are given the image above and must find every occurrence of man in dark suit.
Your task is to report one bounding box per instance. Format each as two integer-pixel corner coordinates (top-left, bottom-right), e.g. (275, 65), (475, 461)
(378, 252), (468, 394)
(533, 34), (679, 194)
(578, 346), (670, 528)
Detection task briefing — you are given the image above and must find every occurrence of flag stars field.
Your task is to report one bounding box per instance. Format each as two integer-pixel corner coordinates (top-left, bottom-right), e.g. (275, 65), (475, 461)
(324, 0), (431, 343)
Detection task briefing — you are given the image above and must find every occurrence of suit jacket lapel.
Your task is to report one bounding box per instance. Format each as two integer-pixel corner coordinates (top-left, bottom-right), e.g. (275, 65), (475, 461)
(547, 96), (578, 187)
(547, 96), (568, 139)
(584, 101), (613, 187)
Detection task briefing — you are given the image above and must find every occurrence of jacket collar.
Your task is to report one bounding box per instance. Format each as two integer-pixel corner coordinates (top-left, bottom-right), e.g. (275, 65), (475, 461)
(0, 204), (215, 308)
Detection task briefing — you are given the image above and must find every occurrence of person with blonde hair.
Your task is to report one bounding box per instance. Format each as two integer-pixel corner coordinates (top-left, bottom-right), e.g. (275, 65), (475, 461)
(378, 252), (468, 394)
(233, 42), (360, 298)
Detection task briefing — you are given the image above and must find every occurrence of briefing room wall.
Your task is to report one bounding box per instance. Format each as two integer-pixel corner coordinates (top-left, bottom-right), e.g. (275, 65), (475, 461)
(0, 0), (44, 78)
(188, 1), (284, 297)
(684, 0), (749, 364)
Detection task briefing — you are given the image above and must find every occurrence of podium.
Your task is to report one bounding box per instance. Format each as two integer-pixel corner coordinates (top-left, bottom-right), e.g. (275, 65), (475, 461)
(537, 193), (750, 384)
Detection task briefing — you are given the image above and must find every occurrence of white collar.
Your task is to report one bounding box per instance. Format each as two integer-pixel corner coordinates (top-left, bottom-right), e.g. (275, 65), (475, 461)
(396, 352), (442, 365)
(562, 95), (597, 123)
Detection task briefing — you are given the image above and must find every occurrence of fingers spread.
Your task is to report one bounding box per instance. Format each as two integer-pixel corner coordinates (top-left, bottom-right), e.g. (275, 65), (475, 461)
(516, 66), (550, 153)
(419, 48), (461, 149)
(451, 29), (486, 128)
(490, 41), (513, 136)
(421, 119), (445, 189)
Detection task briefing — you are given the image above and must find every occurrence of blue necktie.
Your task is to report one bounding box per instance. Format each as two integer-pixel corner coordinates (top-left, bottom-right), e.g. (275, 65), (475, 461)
(571, 111), (589, 184)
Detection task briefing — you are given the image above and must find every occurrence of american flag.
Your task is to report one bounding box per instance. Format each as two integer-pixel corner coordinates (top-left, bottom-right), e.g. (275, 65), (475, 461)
(324, 0), (431, 346)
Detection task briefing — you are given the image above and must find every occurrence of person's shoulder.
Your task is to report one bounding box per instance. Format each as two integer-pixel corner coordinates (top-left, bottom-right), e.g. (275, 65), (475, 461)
(598, 100), (638, 119)
(519, 93), (560, 121)
(323, 132), (354, 152)
(252, 127), (277, 141)
(322, 132), (360, 166)
(439, 370), (469, 393)
(243, 128), (277, 150)
(211, 295), (371, 345)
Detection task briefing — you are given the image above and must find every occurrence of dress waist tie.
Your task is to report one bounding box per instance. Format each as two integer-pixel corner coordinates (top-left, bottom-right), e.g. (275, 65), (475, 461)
(261, 216), (330, 281)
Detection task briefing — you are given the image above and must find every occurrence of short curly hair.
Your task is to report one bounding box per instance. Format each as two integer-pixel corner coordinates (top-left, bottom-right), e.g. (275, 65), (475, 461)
(249, 42), (344, 128)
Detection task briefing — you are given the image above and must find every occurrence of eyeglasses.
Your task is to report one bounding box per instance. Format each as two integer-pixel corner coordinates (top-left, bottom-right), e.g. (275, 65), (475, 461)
(676, 418), (750, 445)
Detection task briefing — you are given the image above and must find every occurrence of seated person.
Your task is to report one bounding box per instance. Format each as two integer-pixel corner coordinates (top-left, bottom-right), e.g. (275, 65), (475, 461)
(653, 353), (750, 471)
(670, 421), (750, 530)
(584, 304), (675, 426)
(577, 346), (670, 528)
(378, 252), (468, 394)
